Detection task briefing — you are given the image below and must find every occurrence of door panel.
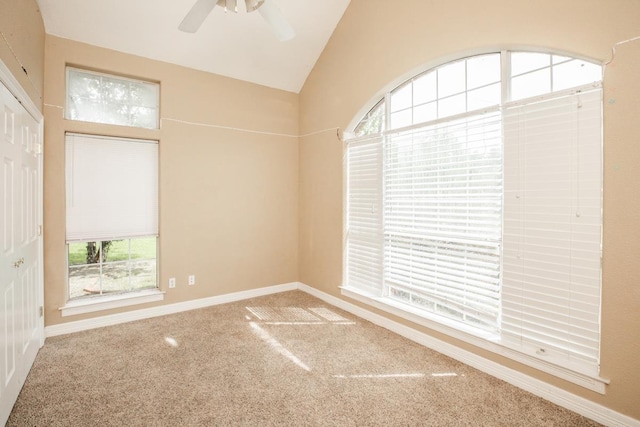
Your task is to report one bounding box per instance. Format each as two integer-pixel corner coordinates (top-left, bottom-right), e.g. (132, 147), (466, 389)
(0, 79), (42, 425)
(3, 157), (13, 255)
(3, 280), (16, 383)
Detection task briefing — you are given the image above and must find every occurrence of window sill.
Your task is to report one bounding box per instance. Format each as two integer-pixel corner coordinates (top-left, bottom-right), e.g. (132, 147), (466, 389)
(60, 289), (165, 317)
(340, 286), (609, 394)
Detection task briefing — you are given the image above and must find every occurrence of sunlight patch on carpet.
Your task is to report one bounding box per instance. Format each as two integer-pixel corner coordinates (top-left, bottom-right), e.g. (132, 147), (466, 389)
(333, 373), (426, 379)
(164, 336), (179, 347)
(246, 306), (355, 325)
(249, 321), (311, 371)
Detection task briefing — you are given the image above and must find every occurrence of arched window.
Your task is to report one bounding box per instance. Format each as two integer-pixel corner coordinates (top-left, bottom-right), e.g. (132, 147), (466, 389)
(344, 51), (603, 385)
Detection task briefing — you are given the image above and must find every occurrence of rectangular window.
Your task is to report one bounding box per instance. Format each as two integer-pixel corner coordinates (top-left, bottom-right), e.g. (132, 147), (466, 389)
(65, 133), (158, 300)
(66, 67), (159, 129)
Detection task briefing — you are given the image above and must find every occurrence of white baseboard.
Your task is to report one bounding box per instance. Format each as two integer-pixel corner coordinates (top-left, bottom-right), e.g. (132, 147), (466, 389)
(44, 281), (639, 427)
(298, 284), (640, 427)
(45, 282), (299, 337)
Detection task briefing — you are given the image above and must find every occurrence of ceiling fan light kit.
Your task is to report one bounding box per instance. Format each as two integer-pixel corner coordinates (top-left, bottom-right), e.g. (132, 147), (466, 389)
(179, 0), (294, 41)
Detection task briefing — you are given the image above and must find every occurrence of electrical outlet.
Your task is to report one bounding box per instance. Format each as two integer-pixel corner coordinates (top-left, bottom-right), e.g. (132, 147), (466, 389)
(188, 275), (195, 286)
(168, 278), (176, 289)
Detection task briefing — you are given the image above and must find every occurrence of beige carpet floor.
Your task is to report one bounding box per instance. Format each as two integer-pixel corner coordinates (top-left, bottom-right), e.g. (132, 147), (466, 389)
(8, 290), (600, 426)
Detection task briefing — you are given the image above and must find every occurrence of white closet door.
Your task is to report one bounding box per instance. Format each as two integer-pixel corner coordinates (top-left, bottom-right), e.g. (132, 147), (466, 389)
(0, 78), (43, 426)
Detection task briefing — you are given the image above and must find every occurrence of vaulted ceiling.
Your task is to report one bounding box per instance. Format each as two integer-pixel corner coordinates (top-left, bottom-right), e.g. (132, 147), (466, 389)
(36, 0), (351, 93)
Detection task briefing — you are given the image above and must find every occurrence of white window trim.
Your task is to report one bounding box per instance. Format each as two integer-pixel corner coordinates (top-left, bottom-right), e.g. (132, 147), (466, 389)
(60, 289), (165, 317)
(341, 286), (608, 393)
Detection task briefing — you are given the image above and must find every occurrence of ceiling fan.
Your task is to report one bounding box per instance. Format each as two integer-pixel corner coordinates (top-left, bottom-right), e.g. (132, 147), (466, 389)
(179, 0), (295, 41)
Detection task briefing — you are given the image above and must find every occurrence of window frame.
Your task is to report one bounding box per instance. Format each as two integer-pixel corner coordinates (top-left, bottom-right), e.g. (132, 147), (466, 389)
(342, 50), (607, 393)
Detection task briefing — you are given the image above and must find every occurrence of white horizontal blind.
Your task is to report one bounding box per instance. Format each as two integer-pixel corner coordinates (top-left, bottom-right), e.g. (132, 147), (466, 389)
(502, 88), (602, 372)
(384, 112), (503, 331)
(345, 137), (384, 296)
(65, 133), (159, 242)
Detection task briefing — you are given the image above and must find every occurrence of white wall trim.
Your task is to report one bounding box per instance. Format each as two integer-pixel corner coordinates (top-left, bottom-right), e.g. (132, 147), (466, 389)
(298, 284), (639, 427)
(45, 282), (298, 337)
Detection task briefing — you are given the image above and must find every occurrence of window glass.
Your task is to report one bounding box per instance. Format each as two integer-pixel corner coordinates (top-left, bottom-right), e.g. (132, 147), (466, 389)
(467, 83), (501, 110)
(511, 55), (601, 101)
(355, 52), (600, 134)
(437, 60), (466, 97)
(390, 109), (412, 129)
(413, 102), (437, 124)
(413, 71), (437, 105)
(553, 59), (602, 91)
(390, 82), (412, 112)
(66, 68), (159, 129)
(438, 93), (466, 117)
(68, 238), (157, 300)
(466, 54), (501, 89)
(552, 54), (572, 64)
(511, 68), (551, 100)
(511, 52), (550, 76)
(354, 100), (385, 136)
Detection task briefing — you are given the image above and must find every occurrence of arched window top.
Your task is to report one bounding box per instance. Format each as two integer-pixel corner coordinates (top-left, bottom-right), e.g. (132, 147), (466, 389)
(353, 51), (602, 136)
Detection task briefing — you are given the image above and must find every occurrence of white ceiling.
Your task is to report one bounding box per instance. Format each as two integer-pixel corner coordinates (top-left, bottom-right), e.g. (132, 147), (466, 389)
(36, 0), (351, 93)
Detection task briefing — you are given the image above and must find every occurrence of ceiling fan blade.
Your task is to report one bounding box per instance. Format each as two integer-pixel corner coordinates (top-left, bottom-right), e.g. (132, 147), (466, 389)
(257, 0), (295, 41)
(179, 0), (217, 33)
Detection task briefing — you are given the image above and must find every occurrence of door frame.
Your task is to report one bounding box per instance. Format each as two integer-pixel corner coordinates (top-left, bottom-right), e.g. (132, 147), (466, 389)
(0, 58), (45, 348)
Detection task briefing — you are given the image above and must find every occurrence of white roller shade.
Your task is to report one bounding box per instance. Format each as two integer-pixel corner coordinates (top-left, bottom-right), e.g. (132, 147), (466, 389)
(65, 133), (158, 242)
(502, 88), (602, 373)
(345, 137), (384, 296)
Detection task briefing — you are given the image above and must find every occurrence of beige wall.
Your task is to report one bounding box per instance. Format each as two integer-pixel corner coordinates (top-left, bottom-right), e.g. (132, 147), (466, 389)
(0, 0), (44, 110)
(43, 36), (299, 324)
(299, 0), (640, 420)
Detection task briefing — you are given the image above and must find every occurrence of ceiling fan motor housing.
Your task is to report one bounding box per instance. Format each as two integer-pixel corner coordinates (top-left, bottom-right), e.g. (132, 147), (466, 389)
(215, 0), (266, 13)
